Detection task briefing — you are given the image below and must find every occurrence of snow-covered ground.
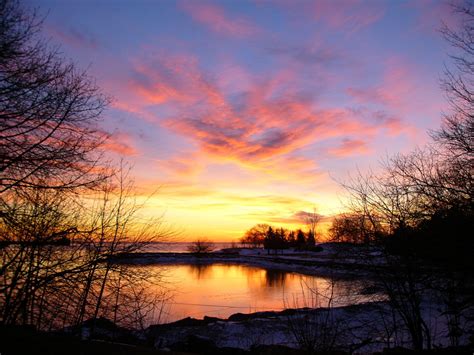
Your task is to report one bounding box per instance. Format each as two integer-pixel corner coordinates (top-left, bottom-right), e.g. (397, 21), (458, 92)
(145, 300), (462, 354)
(109, 244), (472, 353)
(117, 243), (382, 279)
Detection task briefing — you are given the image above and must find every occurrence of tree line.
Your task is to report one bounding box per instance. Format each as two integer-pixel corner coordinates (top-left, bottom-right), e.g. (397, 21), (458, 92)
(240, 223), (320, 254)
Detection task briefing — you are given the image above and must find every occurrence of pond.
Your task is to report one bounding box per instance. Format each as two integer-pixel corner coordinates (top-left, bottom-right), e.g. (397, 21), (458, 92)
(142, 263), (375, 323)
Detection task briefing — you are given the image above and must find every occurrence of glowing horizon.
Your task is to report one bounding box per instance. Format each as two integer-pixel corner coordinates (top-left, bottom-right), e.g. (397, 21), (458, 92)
(31, 0), (456, 241)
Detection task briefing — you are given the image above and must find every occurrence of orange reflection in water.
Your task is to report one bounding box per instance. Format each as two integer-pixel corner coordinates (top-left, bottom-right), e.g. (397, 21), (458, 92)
(144, 264), (370, 323)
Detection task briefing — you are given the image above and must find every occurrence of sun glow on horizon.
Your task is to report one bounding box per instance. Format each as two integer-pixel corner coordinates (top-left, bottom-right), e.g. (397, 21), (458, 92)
(33, 0), (453, 240)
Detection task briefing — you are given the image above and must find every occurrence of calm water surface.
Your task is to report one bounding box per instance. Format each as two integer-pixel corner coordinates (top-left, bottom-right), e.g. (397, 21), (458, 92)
(143, 263), (373, 323)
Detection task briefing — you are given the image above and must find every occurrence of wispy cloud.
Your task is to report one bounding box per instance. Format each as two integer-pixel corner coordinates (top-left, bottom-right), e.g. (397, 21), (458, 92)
(347, 59), (412, 108)
(40, 0), (450, 240)
(408, 0), (462, 35)
(327, 138), (371, 157)
(118, 51), (411, 180)
(273, 0), (385, 33)
(156, 151), (204, 178)
(102, 132), (139, 156)
(180, 1), (261, 37)
(46, 24), (100, 49)
(266, 42), (341, 66)
(312, 0), (385, 33)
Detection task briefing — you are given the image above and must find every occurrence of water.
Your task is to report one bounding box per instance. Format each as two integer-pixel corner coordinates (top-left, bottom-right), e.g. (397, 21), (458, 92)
(142, 263), (374, 323)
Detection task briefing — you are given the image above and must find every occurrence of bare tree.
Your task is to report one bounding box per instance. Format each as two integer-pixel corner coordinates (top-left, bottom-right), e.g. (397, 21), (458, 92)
(317, 2), (474, 352)
(304, 207), (321, 245)
(0, 168), (171, 331)
(0, 0), (172, 332)
(285, 278), (344, 353)
(240, 224), (269, 248)
(329, 213), (380, 244)
(340, 165), (440, 350)
(439, 1), (474, 161)
(0, 0), (110, 194)
(187, 239), (215, 255)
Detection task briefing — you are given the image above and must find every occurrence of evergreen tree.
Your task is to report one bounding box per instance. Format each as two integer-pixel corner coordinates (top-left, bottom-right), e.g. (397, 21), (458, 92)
(306, 231), (316, 247)
(263, 226), (276, 254)
(287, 230), (296, 247)
(296, 229), (306, 248)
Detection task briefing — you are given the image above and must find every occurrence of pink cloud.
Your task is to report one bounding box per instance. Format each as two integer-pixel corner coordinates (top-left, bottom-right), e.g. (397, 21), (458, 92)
(129, 53), (227, 107)
(156, 152), (204, 178)
(124, 53), (406, 170)
(45, 24), (99, 49)
(180, 1), (260, 37)
(346, 57), (446, 143)
(102, 132), (139, 156)
(108, 49), (420, 185)
(346, 87), (390, 106)
(407, 0), (463, 35)
(347, 58), (414, 108)
(313, 0), (385, 33)
(327, 138), (371, 157)
(272, 0), (384, 33)
(247, 155), (324, 184)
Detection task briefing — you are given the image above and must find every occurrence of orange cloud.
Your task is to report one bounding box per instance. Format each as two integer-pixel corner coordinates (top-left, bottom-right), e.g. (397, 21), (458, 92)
(102, 132), (139, 156)
(123, 52), (408, 179)
(156, 152), (204, 178)
(129, 53), (227, 107)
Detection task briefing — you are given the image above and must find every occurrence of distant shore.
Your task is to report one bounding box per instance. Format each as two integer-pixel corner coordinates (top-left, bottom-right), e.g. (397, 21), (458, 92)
(112, 243), (377, 279)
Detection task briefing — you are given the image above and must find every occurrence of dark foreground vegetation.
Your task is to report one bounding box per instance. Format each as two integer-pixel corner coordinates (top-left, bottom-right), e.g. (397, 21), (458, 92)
(0, 0), (168, 338)
(322, 2), (474, 350)
(1, 310), (473, 355)
(1, 0), (473, 354)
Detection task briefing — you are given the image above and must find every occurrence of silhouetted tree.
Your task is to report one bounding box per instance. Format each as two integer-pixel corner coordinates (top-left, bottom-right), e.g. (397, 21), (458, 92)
(335, 4), (474, 348)
(240, 223), (269, 248)
(439, 2), (474, 163)
(0, 0), (110, 194)
(263, 226), (277, 255)
(296, 229), (306, 248)
(0, 169), (170, 330)
(187, 239), (215, 255)
(0, 0), (170, 333)
(275, 227), (288, 252)
(306, 231), (315, 247)
(305, 207), (321, 244)
(329, 213), (380, 244)
(286, 230), (296, 246)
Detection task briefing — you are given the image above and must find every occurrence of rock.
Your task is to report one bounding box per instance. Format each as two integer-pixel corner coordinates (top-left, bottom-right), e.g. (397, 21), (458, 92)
(203, 316), (223, 324)
(228, 313), (251, 322)
(169, 334), (218, 353)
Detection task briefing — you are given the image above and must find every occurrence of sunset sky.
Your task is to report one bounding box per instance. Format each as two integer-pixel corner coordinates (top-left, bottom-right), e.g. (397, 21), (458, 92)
(29, 0), (456, 241)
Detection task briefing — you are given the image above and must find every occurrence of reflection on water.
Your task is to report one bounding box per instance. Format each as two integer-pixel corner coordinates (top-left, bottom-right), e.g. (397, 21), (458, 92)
(187, 264), (213, 280)
(143, 263), (373, 323)
(264, 269), (287, 287)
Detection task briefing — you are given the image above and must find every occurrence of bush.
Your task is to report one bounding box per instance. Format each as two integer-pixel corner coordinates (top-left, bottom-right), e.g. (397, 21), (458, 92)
(187, 239), (215, 255)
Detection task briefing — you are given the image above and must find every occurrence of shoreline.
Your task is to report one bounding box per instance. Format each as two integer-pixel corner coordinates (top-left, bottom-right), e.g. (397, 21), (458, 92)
(100, 246), (471, 353)
(112, 244), (377, 280)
